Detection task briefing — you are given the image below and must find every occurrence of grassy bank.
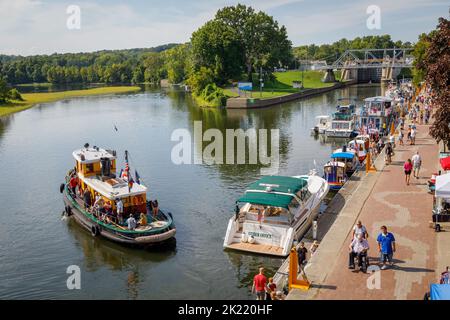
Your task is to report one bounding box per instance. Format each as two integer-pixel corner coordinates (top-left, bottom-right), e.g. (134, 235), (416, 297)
(0, 86), (141, 117)
(224, 70), (342, 100)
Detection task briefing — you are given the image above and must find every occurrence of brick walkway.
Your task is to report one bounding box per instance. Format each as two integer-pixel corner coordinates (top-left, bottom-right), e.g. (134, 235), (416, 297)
(316, 124), (440, 299)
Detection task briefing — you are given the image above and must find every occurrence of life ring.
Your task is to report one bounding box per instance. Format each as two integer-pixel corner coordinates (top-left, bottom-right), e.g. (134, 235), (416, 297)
(60, 183), (65, 194)
(91, 225), (100, 237)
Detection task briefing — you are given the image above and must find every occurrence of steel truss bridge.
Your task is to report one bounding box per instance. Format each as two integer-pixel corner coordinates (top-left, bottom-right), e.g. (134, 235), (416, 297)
(317, 48), (414, 70)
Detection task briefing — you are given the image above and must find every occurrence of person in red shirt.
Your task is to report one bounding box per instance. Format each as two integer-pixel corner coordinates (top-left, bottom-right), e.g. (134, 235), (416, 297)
(69, 176), (78, 195)
(404, 159), (413, 185)
(252, 267), (267, 300)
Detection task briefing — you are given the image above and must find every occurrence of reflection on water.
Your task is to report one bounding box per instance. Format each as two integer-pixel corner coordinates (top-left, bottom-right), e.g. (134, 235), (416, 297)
(0, 84), (380, 299)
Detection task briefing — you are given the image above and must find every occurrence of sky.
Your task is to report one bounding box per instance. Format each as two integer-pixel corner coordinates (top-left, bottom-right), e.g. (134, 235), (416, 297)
(0, 0), (448, 56)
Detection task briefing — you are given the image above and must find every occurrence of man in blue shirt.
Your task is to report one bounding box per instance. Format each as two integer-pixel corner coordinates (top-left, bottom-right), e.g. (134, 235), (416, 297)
(377, 226), (396, 269)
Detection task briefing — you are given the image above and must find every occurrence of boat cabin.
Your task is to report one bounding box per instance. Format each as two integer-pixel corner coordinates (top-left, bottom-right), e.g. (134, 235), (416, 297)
(72, 145), (147, 215)
(358, 96), (393, 130)
(323, 161), (346, 190)
(331, 148), (358, 174)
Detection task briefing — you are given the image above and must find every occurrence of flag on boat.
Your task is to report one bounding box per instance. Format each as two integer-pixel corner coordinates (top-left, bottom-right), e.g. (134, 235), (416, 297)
(135, 170), (141, 184)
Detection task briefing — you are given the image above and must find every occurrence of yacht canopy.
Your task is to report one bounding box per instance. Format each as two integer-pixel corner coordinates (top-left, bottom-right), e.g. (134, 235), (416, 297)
(238, 176), (307, 209)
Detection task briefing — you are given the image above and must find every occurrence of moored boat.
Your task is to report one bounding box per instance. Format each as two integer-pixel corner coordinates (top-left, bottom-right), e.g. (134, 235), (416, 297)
(323, 161), (347, 190)
(311, 115), (331, 135)
(331, 147), (359, 175)
(348, 138), (368, 163)
(223, 173), (329, 257)
(325, 104), (357, 138)
(60, 144), (176, 246)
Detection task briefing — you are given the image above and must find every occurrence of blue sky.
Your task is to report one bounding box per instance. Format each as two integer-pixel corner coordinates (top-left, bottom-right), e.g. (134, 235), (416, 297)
(0, 0), (448, 55)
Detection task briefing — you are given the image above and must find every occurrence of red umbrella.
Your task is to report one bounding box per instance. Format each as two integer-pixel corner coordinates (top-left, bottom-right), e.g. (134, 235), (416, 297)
(440, 156), (450, 170)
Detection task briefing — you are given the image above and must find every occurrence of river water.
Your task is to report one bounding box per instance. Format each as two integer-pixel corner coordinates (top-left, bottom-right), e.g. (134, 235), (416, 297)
(0, 84), (380, 299)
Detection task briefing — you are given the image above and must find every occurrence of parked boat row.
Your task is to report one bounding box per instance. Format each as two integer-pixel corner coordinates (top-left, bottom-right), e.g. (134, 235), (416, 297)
(311, 96), (394, 138)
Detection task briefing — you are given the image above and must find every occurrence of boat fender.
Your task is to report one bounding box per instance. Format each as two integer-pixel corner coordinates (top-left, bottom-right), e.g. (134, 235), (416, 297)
(91, 225), (100, 237)
(65, 206), (72, 216)
(240, 233), (248, 243)
(60, 183), (65, 194)
(248, 235), (255, 244)
(435, 224), (441, 232)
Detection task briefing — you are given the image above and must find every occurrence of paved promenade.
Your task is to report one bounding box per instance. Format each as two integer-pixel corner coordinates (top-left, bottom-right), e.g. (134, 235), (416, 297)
(288, 123), (450, 300)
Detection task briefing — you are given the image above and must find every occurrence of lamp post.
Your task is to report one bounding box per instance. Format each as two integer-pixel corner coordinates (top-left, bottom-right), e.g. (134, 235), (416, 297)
(260, 66), (263, 98)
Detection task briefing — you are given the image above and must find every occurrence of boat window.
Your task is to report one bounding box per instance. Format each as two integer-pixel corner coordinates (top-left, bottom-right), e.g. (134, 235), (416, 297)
(332, 122), (350, 130)
(297, 188), (311, 202)
(84, 163), (94, 173)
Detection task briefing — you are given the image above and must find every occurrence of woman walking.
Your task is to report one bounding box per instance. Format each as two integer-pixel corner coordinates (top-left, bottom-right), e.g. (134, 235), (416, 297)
(404, 159), (413, 185)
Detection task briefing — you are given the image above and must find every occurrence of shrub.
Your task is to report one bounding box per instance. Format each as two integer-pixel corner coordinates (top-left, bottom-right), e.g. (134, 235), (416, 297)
(8, 88), (24, 101)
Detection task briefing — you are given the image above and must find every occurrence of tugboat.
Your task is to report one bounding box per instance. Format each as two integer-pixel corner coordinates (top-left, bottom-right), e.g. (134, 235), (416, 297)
(223, 172), (329, 257)
(60, 144), (176, 246)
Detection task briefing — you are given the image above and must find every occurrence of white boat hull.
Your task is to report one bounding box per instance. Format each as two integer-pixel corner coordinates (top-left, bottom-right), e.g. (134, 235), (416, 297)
(223, 174), (329, 257)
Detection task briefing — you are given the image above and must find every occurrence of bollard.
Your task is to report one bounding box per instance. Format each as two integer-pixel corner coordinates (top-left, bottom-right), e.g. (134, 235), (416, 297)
(366, 151), (376, 174)
(312, 220), (318, 240)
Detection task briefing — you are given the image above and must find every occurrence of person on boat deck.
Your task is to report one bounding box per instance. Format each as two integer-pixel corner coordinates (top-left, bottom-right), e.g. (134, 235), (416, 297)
(69, 176), (78, 195)
(152, 200), (159, 217)
(126, 214), (137, 230)
(93, 194), (104, 209)
(116, 198), (124, 224)
(138, 212), (147, 226)
(83, 189), (92, 210)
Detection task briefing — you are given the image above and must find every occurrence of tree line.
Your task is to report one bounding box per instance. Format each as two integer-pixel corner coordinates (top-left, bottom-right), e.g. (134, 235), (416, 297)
(293, 35), (413, 64)
(0, 4), (418, 106)
(414, 18), (450, 148)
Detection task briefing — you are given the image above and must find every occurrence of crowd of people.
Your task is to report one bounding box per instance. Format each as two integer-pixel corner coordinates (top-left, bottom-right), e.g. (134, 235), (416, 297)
(67, 172), (160, 230)
(252, 82), (434, 300)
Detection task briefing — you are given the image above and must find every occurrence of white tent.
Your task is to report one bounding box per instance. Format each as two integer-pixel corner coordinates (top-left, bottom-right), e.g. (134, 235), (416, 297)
(436, 173), (450, 199)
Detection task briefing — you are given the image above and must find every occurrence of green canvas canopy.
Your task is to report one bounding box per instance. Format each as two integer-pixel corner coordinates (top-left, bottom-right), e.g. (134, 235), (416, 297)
(238, 176), (307, 209)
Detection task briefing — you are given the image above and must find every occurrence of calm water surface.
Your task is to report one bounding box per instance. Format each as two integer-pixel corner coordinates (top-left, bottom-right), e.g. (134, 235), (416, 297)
(0, 85), (380, 299)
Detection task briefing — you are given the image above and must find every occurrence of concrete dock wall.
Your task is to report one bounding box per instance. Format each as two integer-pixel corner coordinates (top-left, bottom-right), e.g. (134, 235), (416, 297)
(226, 81), (357, 109)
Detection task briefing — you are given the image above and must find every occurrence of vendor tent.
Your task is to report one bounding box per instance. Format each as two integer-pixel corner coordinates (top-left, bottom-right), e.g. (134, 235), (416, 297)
(435, 173), (450, 198)
(430, 284), (450, 300)
(440, 156), (450, 171)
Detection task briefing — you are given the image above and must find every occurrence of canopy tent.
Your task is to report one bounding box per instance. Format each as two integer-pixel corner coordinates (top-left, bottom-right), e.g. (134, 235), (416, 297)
(435, 173), (450, 199)
(331, 152), (355, 159)
(238, 175), (307, 209)
(430, 284), (450, 300)
(440, 156), (450, 171)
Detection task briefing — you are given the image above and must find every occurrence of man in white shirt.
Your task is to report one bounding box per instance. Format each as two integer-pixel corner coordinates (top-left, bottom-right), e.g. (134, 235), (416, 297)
(352, 220), (368, 239)
(410, 128), (416, 145)
(348, 234), (369, 269)
(126, 214), (136, 230)
(412, 151), (422, 179)
(116, 198), (124, 224)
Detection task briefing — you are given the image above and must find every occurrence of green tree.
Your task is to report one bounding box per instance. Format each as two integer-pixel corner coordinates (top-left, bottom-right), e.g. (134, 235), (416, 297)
(0, 77), (9, 103)
(420, 18), (450, 148)
(191, 4), (292, 83)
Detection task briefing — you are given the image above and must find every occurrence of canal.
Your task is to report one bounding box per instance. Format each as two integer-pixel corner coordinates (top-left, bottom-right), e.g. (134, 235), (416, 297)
(0, 84), (380, 299)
